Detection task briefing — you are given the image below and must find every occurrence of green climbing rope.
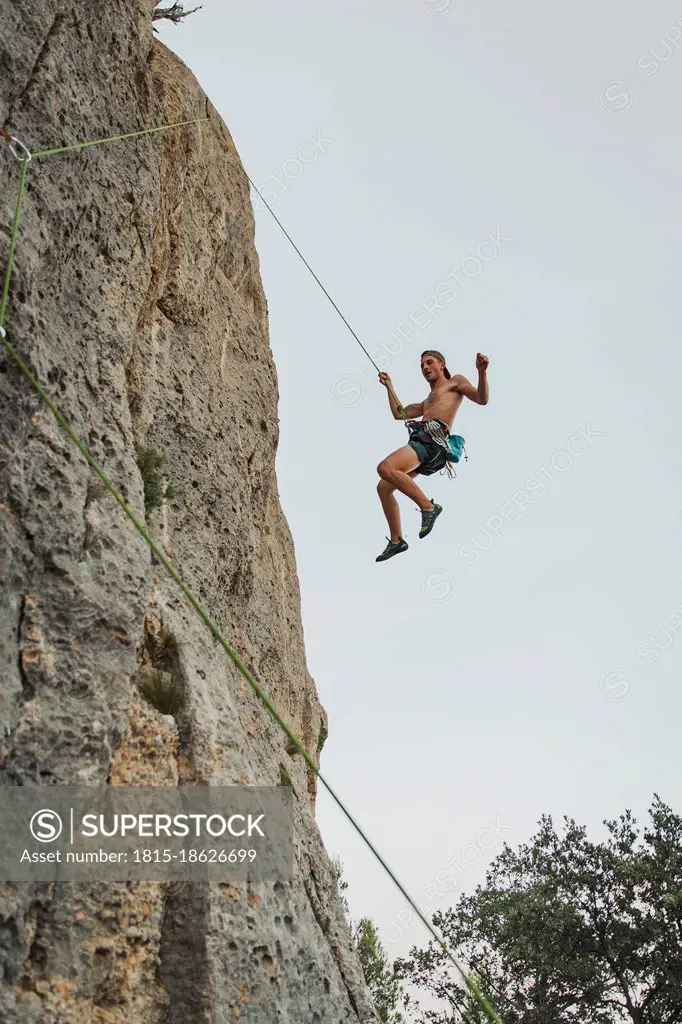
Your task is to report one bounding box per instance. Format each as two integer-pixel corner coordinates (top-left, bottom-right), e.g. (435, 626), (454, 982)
(0, 121), (502, 1024)
(0, 158), (28, 327)
(31, 118), (209, 160)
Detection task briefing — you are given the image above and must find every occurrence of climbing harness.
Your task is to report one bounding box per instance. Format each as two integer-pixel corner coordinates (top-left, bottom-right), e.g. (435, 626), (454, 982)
(0, 120), (502, 1024)
(405, 417), (468, 479)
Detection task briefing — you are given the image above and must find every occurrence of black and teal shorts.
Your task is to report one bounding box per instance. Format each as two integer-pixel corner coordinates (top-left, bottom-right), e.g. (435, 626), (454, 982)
(406, 419), (450, 476)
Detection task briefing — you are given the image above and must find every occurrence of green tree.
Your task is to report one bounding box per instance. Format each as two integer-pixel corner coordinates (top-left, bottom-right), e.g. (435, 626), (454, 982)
(396, 796), (682, 1024)
(354, 917), (405, 1024)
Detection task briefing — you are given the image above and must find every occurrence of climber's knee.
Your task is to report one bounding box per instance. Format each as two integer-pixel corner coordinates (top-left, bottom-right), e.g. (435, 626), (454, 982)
(377, 459), (394, 482)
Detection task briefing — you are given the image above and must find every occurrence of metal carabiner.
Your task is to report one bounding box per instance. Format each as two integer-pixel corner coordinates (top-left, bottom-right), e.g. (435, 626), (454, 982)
(9, 135), (32, 162)
(1, 128), (32, 162)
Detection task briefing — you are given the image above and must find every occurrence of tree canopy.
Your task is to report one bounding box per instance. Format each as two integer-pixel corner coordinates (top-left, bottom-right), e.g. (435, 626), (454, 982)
(396, 796), (682, 1024)
(354, 917), (405, 1024)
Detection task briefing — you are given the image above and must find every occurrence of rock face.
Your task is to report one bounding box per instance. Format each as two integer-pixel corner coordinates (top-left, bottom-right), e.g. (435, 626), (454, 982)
(0, 2), (375, 1021)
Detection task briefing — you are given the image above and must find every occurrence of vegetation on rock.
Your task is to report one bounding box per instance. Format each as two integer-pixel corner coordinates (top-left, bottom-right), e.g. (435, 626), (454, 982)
(396, 795), (682, 1024)
(152, 2), (202, 27)
(135, 445), (177, 516)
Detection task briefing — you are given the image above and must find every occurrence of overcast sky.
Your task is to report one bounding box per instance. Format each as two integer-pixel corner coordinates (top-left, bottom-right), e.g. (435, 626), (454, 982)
(159, 0), (682, 976)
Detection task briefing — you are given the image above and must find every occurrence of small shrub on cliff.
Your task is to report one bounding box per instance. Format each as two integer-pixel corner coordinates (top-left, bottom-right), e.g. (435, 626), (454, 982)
(135, 445), (178, 517)
(152, 629), (182, 669)
(137, 666), (185, 716)
(316, 722), (329, 756)
(153, 2), (202, 27)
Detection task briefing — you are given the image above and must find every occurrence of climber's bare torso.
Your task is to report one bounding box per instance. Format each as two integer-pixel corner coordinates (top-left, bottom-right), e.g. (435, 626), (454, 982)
(413, 378), (466, 429)
(385, 353), (489, 428)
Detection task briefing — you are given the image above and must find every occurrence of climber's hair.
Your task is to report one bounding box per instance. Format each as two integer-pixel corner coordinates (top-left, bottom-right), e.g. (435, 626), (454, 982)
(421, 350), (451, 380)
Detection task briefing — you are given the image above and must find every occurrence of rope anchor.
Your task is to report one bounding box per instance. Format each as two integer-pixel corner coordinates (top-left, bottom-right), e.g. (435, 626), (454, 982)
(0, 128), (32, 162)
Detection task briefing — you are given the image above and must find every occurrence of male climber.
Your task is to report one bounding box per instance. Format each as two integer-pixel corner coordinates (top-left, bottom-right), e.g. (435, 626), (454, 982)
(375, 349), (490, 562)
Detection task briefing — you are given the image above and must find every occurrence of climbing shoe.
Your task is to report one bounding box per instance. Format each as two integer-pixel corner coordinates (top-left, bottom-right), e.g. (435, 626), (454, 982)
(375, 537), (409, 562)
(419, 501), (442, 539)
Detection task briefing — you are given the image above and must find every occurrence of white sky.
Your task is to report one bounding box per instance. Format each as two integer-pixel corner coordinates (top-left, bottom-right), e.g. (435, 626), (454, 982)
(159, 0), (682, 972)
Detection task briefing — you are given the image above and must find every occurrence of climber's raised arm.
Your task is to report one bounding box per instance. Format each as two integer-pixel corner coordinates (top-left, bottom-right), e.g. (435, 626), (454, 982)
(378, 372), (422, 419)
(450, 353), (490, 406)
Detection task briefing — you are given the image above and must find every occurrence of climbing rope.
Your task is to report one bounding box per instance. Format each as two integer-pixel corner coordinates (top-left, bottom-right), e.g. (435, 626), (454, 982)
(30, 118), (207, 159)
(0, 148), (29, 326)
(0, 121), (502, 1024)
(248, 176), (407, 420)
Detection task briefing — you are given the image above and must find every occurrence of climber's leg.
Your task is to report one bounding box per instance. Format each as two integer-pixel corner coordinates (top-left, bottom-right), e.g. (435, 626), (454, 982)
(377, 446), (433, 514)
(377, 476), (407, 543)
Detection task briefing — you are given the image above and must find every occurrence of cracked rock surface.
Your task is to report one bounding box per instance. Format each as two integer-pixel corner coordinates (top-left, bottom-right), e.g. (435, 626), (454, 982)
(0, 2), (376, 1020)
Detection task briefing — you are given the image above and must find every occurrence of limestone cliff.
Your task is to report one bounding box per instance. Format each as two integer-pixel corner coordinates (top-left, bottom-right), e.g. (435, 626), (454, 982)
(0, 2), (375, 1021)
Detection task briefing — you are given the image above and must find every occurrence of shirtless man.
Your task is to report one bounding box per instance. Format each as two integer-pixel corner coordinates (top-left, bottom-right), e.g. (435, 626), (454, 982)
(375, 349), (490, 562)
